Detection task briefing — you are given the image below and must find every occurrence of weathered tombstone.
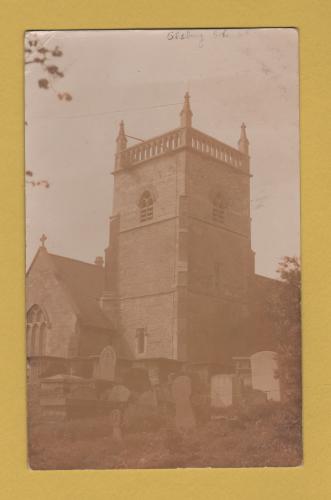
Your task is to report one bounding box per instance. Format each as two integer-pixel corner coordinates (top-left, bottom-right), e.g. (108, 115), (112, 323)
(250, 351), (280, 402)
(108, 384), (131, 403)
(103, 385), (130, 439)
(39, 374), (96, 419)
(94, 345), (116, 382)
(171, 375), (196, 432)
(210, 374), (234, 408)
(111, 408), (122, 442)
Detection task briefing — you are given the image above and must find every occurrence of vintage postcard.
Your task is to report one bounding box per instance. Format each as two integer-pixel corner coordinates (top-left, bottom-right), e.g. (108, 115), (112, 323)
(25, 28), (301, 469)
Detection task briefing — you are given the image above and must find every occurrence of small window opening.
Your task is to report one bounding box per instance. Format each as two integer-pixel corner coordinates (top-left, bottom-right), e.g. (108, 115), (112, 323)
(136, 328), (146, 354)
(139, 191), (153, 222)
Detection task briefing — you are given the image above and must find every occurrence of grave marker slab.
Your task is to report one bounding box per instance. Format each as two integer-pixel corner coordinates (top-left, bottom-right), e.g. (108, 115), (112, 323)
(210, 374), (234, 408)
(94, 345), (116, 382)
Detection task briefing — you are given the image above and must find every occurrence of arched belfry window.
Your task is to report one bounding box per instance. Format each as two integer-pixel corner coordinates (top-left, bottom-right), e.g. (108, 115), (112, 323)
(213, 193), (226, 223)
(26, 305), (49, 356)
(139, 191), (154, 222)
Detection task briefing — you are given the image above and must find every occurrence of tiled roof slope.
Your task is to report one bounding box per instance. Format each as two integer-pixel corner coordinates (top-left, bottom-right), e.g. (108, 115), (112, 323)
(49, 253), (112, 330)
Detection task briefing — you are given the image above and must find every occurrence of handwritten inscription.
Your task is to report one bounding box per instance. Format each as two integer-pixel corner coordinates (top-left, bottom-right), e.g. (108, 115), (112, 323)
(167, 30), (228, 48)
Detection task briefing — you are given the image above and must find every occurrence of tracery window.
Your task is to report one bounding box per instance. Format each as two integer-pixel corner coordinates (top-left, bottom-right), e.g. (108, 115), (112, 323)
(213, 193), (226, 223)
(139, 191), (153, 222)
(26, 304), (48, 356)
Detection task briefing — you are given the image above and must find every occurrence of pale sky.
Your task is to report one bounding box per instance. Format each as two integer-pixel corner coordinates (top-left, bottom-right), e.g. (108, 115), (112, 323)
(25, 29), (300, 278)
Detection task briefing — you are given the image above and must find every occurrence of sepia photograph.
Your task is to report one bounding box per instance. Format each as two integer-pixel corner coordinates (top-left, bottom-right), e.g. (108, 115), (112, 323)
(25, 28), (301, 469)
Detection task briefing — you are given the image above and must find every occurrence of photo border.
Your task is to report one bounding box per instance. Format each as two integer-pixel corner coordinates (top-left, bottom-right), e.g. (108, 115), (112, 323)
(1, 1), (330, 498)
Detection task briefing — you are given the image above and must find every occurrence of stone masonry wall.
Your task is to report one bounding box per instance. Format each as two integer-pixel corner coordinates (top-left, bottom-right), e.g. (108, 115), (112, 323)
(106, 144), (254, 363)
(26, 249), (78, 358)
(185, 150), (253, 363)
(78, 325), (112, 357)
(117, 293), (176, 359)
(110, 151), (187, 358)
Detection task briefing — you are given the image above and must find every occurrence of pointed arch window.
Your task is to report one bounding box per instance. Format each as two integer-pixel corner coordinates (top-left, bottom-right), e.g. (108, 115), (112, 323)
(26, 305), (49, 356)
(139, 191), (154, 222)
(213, 193), (226, 224)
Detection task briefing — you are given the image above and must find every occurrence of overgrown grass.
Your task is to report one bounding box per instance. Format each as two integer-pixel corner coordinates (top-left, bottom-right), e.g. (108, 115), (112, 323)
(28, 400), (302, 470)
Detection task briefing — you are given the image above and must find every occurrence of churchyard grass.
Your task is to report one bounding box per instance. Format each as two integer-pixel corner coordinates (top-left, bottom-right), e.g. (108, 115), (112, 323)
(28, 401), (301, 469)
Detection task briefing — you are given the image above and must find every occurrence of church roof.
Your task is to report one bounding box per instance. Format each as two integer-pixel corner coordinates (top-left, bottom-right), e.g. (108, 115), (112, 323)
(48, 253), (113, 330)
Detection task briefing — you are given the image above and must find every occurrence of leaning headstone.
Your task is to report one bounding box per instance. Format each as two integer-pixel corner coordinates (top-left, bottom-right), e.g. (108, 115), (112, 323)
(171, 375), (196, 432)
(250, 351), (280, 402)
(94, 345), (116, 382)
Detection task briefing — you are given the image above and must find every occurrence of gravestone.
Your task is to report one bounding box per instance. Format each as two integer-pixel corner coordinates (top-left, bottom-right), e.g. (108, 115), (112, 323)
(39, 374), (96, 419)
(210, 374), (234, 408)
(171, 375), (196, 432)
(250, 351), (280, 401)
(108, 384), (131, 403)
(94, 345), (116, 382)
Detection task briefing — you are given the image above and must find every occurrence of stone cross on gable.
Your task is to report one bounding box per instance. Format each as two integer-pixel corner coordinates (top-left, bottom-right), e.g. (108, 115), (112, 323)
(40, 234), (47, 247)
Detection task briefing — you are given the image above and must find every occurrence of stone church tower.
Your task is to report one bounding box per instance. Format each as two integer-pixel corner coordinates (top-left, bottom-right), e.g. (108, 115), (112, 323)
(101, 93), (255, 365)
